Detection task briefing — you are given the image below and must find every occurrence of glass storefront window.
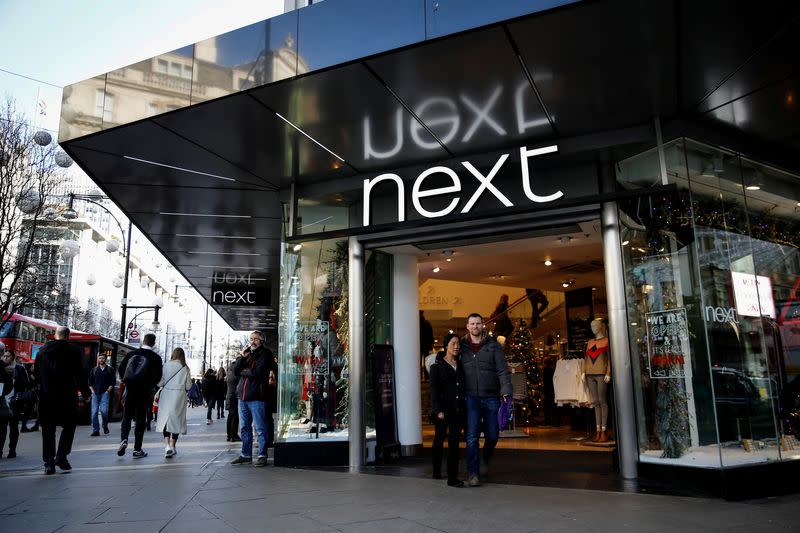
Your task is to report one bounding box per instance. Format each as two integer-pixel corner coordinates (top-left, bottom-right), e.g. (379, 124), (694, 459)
(618, 138), (800, 469)
(277, 238), (375, 444)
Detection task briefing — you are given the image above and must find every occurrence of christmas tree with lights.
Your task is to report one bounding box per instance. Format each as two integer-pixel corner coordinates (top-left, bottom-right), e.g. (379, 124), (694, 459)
(507, 320), (543, 422)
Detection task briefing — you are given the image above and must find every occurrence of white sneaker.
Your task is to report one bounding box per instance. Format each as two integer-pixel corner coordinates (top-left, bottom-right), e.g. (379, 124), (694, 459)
(165, 447), (175, 458)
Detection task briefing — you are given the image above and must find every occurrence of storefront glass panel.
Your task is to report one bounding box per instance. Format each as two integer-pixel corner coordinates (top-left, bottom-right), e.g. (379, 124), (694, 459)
(277, 237), (374, 445)
(618, 138), (800, 469)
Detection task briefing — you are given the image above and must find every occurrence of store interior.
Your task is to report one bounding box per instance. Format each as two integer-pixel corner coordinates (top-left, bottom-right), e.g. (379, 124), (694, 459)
(393, 220), (619, 471)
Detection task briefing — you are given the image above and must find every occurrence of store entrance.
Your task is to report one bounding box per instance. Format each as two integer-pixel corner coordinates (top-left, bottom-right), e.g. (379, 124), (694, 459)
(395, 220), (619, 487)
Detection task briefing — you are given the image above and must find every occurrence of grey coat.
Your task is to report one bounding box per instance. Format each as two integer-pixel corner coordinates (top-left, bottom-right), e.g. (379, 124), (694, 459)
(459, 334), (512, 398)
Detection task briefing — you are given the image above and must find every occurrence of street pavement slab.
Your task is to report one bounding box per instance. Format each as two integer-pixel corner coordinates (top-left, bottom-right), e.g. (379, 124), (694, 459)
(0, 405), (797, 532)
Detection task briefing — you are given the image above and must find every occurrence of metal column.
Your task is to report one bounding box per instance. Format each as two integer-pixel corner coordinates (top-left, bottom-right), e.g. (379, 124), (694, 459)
(600, 165), (638, 480)
(348, 236), (365, 471)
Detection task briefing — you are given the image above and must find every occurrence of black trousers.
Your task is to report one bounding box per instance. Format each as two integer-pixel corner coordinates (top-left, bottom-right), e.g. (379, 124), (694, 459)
(120, 389), (150, 450)
(41, 420), (76, 466)
(432, 414), (461, 482)
(0, 416), (20, 454)
(226, 402), (239, 439)
(206, 397), (216, 420)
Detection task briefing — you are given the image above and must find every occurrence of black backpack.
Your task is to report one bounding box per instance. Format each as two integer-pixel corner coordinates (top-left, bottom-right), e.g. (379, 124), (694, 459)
(123, 353), (150, 387)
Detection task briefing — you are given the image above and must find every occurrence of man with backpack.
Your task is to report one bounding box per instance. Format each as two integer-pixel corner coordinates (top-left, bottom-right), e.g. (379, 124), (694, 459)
(116, 333), (162, 458)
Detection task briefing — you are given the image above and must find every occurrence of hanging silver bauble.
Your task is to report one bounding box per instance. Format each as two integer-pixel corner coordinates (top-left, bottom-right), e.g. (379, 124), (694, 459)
(58, 239), (80, 259)
(98, 297), (105, 304)
(169, 276), (176, 283)
(105, 239), (120, 253)
(112, 277), (124, 288)
(54, 151), (73, 168)
(140, 276), (149, 288)
(16, 187), (41, 214)
(33, 130), (52, 146)
(86, 273), (97, 286)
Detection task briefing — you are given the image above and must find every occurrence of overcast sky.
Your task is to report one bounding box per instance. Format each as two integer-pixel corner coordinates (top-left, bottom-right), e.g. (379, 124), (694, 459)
(0, 0), (283, 130)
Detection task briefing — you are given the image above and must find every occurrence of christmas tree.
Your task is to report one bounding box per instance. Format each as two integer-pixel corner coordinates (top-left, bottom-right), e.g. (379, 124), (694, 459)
(507, 320), (543, 422)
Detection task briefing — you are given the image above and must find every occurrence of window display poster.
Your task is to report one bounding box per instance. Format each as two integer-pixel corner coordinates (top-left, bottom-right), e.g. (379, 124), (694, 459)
(646, 308), (689, 379)
(371, 344), (400, 461)
(731, 271), (776, 318)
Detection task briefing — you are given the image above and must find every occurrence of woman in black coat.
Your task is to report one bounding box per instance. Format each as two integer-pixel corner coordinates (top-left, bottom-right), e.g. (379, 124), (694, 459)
(1, 349), (31, 458)
(429, 333), (465, 487)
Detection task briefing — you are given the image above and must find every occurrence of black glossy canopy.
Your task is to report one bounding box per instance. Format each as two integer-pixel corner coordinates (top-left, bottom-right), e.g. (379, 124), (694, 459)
(60, 0), (800, 331)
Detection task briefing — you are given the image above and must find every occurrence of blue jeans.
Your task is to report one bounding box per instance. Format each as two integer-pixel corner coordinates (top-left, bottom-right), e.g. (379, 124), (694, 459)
(91, 391), (109, 433)
(238, 399), (267, 458)
(465, 395), (500, 476)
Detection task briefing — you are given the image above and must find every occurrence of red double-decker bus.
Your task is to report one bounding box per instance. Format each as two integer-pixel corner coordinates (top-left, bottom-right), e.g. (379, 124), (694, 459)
(0, 313), (60, 363)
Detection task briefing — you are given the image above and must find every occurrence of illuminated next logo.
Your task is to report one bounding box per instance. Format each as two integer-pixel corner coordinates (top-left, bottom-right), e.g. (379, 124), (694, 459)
(363, 144), (560, 226)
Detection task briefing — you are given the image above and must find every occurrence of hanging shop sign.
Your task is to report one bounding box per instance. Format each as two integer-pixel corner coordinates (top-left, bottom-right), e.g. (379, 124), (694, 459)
(362, 144), (578, 226)
(646, 308), (689, 379)
(211, 271), (271, 306)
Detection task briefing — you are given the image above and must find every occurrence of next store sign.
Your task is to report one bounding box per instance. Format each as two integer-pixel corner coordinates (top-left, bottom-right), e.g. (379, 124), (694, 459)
(362, 145), (567, 226)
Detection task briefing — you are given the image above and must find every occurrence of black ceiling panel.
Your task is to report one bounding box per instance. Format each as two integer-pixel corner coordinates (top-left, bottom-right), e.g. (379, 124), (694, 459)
(509, 0), (677, 136)
(251, 62), (450, 172)
(68, 120), (275, 189)
(681, 0), (800, 111)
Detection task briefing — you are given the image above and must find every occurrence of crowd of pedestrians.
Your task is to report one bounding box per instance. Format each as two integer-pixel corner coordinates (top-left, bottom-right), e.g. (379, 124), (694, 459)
(0, 327), (281, 475)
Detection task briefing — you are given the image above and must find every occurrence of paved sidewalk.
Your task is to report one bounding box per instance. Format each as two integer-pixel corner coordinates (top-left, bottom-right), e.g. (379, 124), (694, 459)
(0, 407), (797, 532)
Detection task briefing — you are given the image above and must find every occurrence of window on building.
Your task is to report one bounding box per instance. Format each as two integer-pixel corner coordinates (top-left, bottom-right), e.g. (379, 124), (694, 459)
(147, 103), (158, 117)
(156, 59), (168, 74)
(169, 62), (182, 77)
(183, 65), (192, 79)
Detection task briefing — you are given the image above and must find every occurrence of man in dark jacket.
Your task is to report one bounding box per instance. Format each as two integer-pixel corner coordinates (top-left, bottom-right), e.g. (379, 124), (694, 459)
(459, 313), (512, 487)
(116, 333), (162, 459)
(88, 353), (115, 436)
(33, 326), (89, 475)
(231, 331), (276, 467)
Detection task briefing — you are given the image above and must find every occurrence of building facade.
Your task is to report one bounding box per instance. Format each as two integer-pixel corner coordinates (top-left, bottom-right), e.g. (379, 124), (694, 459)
(59, 0), (800, 497)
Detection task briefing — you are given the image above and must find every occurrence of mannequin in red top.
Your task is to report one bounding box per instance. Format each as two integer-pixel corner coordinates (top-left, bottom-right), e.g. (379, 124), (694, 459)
(582, 319), (611, 442)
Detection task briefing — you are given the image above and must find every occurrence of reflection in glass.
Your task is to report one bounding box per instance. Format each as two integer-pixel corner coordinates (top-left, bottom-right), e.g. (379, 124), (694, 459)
(277, 238), (375, 444)
(192, 14), (303, 105)
(102, 45), (194, 129)
(296, 196), (350, 236)
(59, 75), (106, 143)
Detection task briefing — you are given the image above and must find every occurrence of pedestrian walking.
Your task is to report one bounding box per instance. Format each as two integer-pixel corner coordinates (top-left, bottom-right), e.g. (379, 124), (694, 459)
(88, 353), (115, 436)
(225, 359), (240, 442)
(231, 331), (275, 467)
(215, 367), (226, 419)
(460, 313), (512, 487)
(430, 333), (465, 487)
(117, 333), (163, 459)
(33, 326), (89, 474)
(1, 349), (32, 459)
(155, 347), (192, 458)
(188, 379), (201, 407)
(201, 368), (217, 425)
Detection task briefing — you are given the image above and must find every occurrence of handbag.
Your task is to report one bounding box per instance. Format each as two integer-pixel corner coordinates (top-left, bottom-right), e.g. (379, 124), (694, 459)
(0, 397), (13, 420)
